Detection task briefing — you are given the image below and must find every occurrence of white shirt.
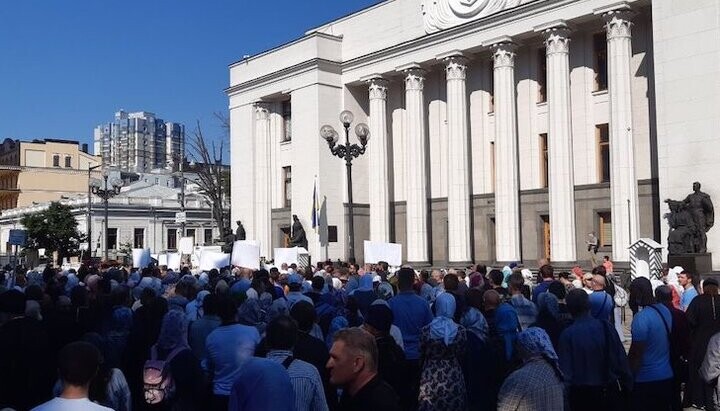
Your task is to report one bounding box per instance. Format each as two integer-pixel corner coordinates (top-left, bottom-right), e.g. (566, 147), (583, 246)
(32, 397), (113, 411)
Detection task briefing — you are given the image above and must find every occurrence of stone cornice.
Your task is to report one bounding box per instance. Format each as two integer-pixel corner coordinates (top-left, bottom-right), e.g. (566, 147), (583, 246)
(225, 58), (341, 96)
(228, 31), (343, 69)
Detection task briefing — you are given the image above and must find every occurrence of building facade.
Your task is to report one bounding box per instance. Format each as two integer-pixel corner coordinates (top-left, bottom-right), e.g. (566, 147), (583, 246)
(94, 110), (185, 173)
(0, 138), (100, 211)
(228, 0), (720, 270)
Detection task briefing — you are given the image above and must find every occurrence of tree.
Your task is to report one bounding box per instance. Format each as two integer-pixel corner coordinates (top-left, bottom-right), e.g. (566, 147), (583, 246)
(187, 115), (230, 235)
(21, 201), (84, 264)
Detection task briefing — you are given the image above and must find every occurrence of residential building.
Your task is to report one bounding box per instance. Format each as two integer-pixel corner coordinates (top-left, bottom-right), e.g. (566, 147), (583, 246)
(227, 0), (720, 270)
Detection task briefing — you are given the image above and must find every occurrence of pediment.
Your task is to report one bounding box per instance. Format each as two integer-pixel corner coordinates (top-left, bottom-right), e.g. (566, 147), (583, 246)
(422, 0), (537, 33)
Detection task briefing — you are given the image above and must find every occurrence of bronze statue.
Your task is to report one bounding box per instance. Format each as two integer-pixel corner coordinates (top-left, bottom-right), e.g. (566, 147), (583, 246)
(235, 220), (246, 241)
(665, 182), (714, 254)
(290, 214), (308, 250)
(221, 227), (235, 253)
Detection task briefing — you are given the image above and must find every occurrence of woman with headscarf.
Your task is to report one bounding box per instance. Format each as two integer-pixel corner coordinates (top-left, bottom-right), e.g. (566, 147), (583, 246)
(418, 292), (467, 411)
(147, 310), (205, 410)
(497, 327), (565, 411)
(349, 273), (377, 317)
(685, 278), (720, 409)
(460, 288), (495, 411)
(665, 266), (684, 309)
(186, 290), (210, 322)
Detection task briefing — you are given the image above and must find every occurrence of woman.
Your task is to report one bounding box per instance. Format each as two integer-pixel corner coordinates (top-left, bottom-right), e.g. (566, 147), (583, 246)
(148, 310), (206, 410)
(418, 292), (467, 411)
(460, 289), (495, 411)
(498, 327), (564, 411)
(686, 278), (720, 409)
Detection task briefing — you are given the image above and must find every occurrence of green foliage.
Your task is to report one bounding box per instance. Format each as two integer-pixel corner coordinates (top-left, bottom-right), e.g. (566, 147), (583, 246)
(21, 201), (84, 261)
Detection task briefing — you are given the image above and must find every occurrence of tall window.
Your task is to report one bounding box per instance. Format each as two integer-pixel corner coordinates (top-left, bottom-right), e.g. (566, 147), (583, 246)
(52, 154), (60, 167)
(186, 228), (195, 240)
(107, 228), (118, 250)
(204, 228), (213, 245)
(488, 63), (495, 113)
(593, 32), (608, 91)
(537, 47), (547, 103)
(64, 156), (72, 168)
(281, 100), (292, 142)
(599, 212), (612, 246)
(597, 124), (610, 183)
(283, 166), (292, 208)
(133, 228), (144, 249)
(167, 228), (177, 250)
(540, 134), (548, 188)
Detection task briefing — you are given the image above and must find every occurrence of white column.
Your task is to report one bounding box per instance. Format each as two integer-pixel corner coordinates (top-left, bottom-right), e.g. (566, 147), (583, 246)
(604, 8), (639, 262)
(444, 54), (472, 264)
(403, 67), (429, 264)
(544, 24), (577, 262)
(491, 40), (521, 263)
(254, 103), (272, 258)
(368, 77), (391, 243)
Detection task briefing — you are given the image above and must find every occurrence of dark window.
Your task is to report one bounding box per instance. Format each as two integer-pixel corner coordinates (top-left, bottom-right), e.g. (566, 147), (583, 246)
(64, 156), (72, 168)
(283, 166), (292, 208)
(537, 47), (547, 103)
(167, 228), (177, 250)
(52, 155), (60, 167)
(186, 229), (195, 241)
(490, 142), (496, 192)
(282, 100), (292, 142)
(593, 32), (608, 91)
(204, 228), (213, 245)
(488, 63), (495, 113)
(107, 228), (118, 250)
(597, 124), (610, 183)
(134, 228), (144, 249)
(540, 134), (548, 188)
(328, 226), (338, 243)
(599, 212), (612, 247)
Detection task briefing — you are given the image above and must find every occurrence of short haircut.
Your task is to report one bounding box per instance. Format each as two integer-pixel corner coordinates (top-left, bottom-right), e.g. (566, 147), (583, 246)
(548, 281), (567, 300)
(202, 293), (219, 316)
(680, 270), (694, 280)
(216, 295), (238, 324)
(488, 270), (503, 286)
(311, 276), (325, 291)
(558, 271), (570, 280)
(333, 327), (378, 373)
(266, 315), (298, 351)
(443, 274), (460, 291)
(58, 342), (101, 386)
(592, 265), (607, 277)
(290, 300), (316, 332)
(396, 268), (416, 291)
(539, 264), (554, 280)
(477, 265), (487, 276)
(566, 289), (590, 316)
(604, 255), (610, 261)
(509, 272), (524, 291)
(466, 288), (484, 310)
(655, 285), (673, 304)
(483, 289), (501, 309)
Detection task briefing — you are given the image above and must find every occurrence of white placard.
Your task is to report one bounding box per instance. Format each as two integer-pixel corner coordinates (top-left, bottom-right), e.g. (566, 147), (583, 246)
(132, 248), (152, 269)
(178, 237), (194, 254)
(274, 247), (299, 266)
(231, 241), (260, 270)
(166, 253), (181, 271)
(158, 254), (168, 267)
(364, 241), (402, 267)
(199, 251), (230, 271)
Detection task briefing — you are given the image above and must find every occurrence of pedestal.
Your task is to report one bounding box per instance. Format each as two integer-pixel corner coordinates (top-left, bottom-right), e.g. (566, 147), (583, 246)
(668, 253), (713, 276)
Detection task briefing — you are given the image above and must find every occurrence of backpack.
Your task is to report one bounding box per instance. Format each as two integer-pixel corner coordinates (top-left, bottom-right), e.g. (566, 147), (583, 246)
(143, 346), (185, 404)
(614, 286), (628, 307)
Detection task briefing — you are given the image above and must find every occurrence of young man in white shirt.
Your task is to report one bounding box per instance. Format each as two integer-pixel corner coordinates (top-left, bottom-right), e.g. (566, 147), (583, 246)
(32, 342), (112, 411)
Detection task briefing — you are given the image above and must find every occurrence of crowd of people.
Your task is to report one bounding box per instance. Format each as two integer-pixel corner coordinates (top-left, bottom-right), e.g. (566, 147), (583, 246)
(1, 258), (720, 411)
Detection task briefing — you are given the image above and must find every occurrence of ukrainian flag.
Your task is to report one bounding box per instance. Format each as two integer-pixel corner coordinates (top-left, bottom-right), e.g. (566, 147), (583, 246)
(311, 176), (320, 232)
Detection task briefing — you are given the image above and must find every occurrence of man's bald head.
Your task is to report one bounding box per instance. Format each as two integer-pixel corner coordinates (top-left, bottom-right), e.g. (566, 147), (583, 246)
(483, 289), (500, 310)
(592, 275), (606, 291)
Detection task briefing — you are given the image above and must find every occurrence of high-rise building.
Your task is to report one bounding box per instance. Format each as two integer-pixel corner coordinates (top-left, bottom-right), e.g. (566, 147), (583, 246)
(94, 110), (184, 173)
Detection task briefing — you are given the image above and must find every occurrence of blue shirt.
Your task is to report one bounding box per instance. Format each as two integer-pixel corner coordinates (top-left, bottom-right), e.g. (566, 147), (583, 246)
(188, 315), (221, 362)
(229, 357), (295, 411)
(267, 350), (328, 411)
(589, 291), (614, 321)
(204, 323), (261, 395)
(681, 286), (698, 311)
(532, 280), (552, 303)
(559, 315), (621, 386)
(631, 304), (673, 383)
(389, 291), (433, 360)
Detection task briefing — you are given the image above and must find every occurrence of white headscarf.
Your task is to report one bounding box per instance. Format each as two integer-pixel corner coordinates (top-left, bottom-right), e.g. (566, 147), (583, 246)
(429, 293), (458, 346)
(666, 266), (685, 297)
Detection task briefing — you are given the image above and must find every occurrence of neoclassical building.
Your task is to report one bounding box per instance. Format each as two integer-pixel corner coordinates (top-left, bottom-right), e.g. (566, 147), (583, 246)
(228, 0), (720, 270)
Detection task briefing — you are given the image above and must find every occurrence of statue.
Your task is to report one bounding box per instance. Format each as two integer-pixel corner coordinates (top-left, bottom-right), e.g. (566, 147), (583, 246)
(665, 182), (714, 254)
(222, 227), (235, 254)
(235, 220), (246, 241)
(290, 214), (308, 250)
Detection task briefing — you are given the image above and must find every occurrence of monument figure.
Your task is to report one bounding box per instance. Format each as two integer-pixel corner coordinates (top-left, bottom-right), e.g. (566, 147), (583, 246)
(665, 182), (714, 254)
(221, 227), (235, 253)
(290, 215), (308, 250)
(235, 220), (246, 241)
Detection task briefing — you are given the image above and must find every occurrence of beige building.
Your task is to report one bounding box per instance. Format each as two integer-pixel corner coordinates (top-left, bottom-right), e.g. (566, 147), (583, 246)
(0, 138), (100, 211)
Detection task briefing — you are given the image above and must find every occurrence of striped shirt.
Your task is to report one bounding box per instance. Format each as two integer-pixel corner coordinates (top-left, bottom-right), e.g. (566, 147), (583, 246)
(267, 350), (329, 411)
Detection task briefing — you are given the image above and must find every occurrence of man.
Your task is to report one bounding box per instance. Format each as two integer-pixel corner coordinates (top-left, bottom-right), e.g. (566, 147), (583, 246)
(442, 273), (466, 322)
(558, 289), (631, 411)
(31, 342), (112, 411)
(327, 328), (401, 411)
(589, 275), (614, 321)
(229, 357), (295, 411)
(388, 268), (433, 410)
(603, 255), (614, 275)
(287, 273), (314, 309)
(507, 272), (537, 330)
(188, 293), (221, 362)
(532, 264), (555, 303)
(679, 270), (698, 311)
(488, 269), (509, 299)
(266, 316), (329, 411)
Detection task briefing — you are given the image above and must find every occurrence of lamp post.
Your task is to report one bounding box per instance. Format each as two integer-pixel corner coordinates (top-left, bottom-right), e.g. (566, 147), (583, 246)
(320, 110), (370, 263)
(87, 164), (102, 259)
(91, 169), (123, 261)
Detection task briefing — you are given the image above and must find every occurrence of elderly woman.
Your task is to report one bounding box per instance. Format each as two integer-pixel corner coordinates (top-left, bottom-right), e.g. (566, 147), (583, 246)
(418, 292), (467, 411)
(498, 327), (565, 411)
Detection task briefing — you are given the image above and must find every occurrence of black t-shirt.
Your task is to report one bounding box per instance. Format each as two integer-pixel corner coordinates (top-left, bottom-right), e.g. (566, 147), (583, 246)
(339, 375), (402, 411)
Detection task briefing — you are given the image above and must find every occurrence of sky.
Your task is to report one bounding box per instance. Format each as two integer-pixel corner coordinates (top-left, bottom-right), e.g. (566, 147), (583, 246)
(0, 0), (380, 156)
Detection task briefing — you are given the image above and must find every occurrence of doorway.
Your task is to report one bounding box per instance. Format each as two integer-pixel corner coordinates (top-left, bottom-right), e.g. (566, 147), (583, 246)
(541, 215), (551, 261)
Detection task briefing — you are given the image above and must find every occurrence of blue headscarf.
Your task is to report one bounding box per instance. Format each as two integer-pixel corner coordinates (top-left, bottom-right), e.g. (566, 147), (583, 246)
(517, 327), (563, 379)
(155, 310), (189, 350)
(65, 274), (79, 296)
(429, 292), (458, 346)
(461, 307), (488, 342)
(357, 274), (374, 292)
(501, 266), (513, 288)
(537, 291), (560, 319)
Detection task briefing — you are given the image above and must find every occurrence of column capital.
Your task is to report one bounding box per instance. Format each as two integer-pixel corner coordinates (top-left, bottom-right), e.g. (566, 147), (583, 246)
(254, 102), (270, 120)
(602, 9), (635, 39)
(367, 77), (389, 100)
(543, 26), (571, 55)
(403, 68), (426, 91)
(490, 42), (517, 69)
(443, 55), (469, 81)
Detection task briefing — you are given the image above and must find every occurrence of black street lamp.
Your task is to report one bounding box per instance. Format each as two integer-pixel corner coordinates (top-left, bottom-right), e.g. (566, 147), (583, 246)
(320, 110), (370, 263)
(87, 164), (102, 259)
(90, 169), (123, 261)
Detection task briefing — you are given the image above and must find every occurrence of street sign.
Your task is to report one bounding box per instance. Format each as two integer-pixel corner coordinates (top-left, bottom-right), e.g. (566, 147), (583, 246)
(175, 212), (187, 223)
(8, 229), (26, 246)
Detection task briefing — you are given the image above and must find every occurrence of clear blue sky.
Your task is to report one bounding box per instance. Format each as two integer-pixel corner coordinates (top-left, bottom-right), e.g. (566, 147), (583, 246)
(0, 0), (379, 154)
